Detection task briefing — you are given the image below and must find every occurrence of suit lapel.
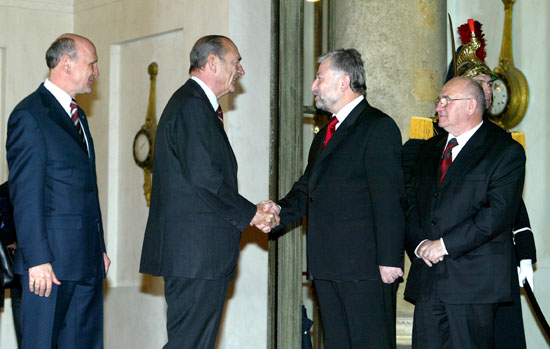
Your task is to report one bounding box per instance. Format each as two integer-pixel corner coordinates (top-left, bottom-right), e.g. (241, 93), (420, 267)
(39, 85), (89, 156)
(439, 122), (488, 187)
(187, 79), (237, 168)
(313, 99), (367, 166)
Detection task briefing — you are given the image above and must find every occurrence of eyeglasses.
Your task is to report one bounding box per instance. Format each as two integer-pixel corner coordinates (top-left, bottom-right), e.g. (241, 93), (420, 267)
(435, 96), (474, 108)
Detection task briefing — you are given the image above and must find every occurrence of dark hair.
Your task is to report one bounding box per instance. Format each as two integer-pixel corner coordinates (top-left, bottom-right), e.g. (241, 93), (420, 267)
(189, 35), (231, 74)
(318, 48), (367, 95)
(45, 37), (77, 69)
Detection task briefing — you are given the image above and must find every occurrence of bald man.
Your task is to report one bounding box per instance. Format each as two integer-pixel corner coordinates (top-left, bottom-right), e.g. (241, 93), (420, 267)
(405, 77), (525, 348)
(6, 34), (109, 348)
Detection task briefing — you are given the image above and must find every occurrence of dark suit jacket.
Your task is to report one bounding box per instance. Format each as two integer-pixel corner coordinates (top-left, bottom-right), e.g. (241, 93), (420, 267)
(139, 79), (256, 280)
(6, 84), (106, 281)
(404, 121), (525, 304)
(278, 99), (405, 281)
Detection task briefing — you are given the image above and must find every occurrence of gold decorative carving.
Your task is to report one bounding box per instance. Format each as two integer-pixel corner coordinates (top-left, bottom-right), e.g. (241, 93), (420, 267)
(489, 0), (529, 129)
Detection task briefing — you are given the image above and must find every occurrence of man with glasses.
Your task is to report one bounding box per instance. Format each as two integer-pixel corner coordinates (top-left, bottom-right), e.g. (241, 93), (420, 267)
(405, 77), (526, 348)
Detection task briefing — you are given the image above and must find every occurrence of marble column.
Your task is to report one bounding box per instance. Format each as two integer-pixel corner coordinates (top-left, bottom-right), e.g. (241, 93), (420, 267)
(329, 0), (447, 133)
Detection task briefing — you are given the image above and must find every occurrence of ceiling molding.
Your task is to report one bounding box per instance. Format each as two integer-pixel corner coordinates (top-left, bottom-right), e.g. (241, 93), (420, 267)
(0, 0), (74, 13)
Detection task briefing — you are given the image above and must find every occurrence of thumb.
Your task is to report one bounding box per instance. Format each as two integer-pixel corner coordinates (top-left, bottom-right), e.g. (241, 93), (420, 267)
(51, 270), (62, 285)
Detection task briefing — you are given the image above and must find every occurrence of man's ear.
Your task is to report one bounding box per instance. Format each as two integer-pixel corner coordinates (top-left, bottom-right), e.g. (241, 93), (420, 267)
(59, 54), (72, 74)
(467, 99), (478, 115)
(207, 54), (218, 73)
(339, 74), (351, 92)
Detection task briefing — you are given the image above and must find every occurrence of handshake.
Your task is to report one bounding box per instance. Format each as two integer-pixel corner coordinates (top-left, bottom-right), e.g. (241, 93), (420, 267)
(250, 200), (281, 233)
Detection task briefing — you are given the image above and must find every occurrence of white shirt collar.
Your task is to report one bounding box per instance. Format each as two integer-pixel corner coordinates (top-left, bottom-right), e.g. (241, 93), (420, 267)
(446, 120), (484, 160)
(333, 95), (364, 130)
(44, 78), (72, 116)
(191, 76), (219, 111)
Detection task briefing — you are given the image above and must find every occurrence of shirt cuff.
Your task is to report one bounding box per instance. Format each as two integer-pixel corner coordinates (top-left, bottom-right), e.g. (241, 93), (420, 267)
(440, 237), (449, 255)
(414, 239), (428, 258)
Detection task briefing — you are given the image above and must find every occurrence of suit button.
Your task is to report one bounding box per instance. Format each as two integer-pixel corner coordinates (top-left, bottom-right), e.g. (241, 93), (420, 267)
(309, 198), (314, 202)
(433, 192), (440, 198)
(431, 220), (437, 226)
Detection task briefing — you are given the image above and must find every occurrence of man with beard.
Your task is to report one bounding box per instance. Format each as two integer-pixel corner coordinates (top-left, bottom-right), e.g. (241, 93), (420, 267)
(273, 48), (405, 348)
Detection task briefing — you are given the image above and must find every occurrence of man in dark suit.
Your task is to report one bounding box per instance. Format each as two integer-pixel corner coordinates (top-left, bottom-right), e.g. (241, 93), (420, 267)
(405, 77), (526, 348)
(6, 34), (110, 348)
(139, 35), (277, 349)
(273, 48), (405, 348)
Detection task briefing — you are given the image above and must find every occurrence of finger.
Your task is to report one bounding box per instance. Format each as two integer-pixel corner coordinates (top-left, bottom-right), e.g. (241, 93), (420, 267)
(45, 278), (53, 297)
(29, 278), (35, 293)
(421, 257), (433, 267)
(38, 279), (46, 297)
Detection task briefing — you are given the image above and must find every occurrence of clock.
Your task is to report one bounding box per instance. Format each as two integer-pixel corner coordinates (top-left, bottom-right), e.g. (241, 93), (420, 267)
(487, 0), (529, 129)
(133, 128), (153, 169)
(134, 62), (158, 206)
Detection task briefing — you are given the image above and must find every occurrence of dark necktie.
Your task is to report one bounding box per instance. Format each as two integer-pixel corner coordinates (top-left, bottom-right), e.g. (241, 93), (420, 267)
(439, 138), (458, 183)
(322, 116), (339, 149)
(70, 99), (88, 154)
(216, 105), (224, 126)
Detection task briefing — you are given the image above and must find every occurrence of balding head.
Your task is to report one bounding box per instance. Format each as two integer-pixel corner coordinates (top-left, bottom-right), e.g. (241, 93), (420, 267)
(436, 77), (485, 136)
(46, 34), (99, 97)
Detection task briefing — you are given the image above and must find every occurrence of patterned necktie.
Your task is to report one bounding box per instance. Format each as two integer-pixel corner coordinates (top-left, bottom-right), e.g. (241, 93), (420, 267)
(439, 138), (458, 183)
(322, 116), (339, 149)
(70, 99), (88, 154)
(216, 105), (224, 126)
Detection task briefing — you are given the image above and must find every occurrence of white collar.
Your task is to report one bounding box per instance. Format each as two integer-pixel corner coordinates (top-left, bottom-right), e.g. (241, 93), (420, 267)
(44, 78), (72, 116)
(191, 76), (219, 111)
(333, 95), (364, 129)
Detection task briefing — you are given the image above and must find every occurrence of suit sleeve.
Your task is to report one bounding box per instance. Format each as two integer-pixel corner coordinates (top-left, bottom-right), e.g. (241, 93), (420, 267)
(277, 130), (324, 229)
(513, 199), (536, 263)
(443, 142), (525, 258)
(6, 110), (53, 268)
(363, 117), (406, 267)
(174, 99), (256, 232)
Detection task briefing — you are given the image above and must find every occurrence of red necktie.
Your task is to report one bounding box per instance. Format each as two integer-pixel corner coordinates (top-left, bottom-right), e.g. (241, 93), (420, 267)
(70, 99), (88, 155)
(216, 105), (223, 126)
(439, 138), (458, 183)
(322, 116), (338, 149)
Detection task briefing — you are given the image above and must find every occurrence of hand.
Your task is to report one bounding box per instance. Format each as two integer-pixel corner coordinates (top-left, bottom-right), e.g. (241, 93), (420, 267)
(258, 200), (281, 215)
(417, 240), (446, 267)
(251, 200), (280, 233)
(104, 253), (111, 275)
(518, 259), (534, 290)
(28, 263), (61, 297)
(379, 266), (403, 284)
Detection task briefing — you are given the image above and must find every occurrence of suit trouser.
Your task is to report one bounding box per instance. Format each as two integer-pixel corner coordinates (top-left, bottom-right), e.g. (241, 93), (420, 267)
(163, 275), (231, 349)
(494, 294), (527, 349)
(20, 273), (104, 349)
(314, 279), (397, 349)
(412, 298), (497, 349)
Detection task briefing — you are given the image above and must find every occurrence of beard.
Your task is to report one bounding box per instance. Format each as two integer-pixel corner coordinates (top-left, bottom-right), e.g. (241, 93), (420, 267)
(315, 94), (338, 113)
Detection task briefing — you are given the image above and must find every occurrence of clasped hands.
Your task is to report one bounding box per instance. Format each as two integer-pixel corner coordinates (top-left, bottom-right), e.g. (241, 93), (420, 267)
(250, 200), (281, 233)
(416, 239), (446, 267)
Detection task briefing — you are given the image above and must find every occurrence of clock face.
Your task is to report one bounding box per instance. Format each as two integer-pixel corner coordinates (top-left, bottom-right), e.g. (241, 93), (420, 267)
(133, 130), (152, 167)
(489, 78), (509, 116)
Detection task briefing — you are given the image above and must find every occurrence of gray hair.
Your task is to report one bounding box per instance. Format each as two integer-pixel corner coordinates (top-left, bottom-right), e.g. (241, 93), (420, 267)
(45, 37), (77, 69)
(189, 35), (231, 74)
(318, 48), (366, 95)
(465, 78), (486, 112)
